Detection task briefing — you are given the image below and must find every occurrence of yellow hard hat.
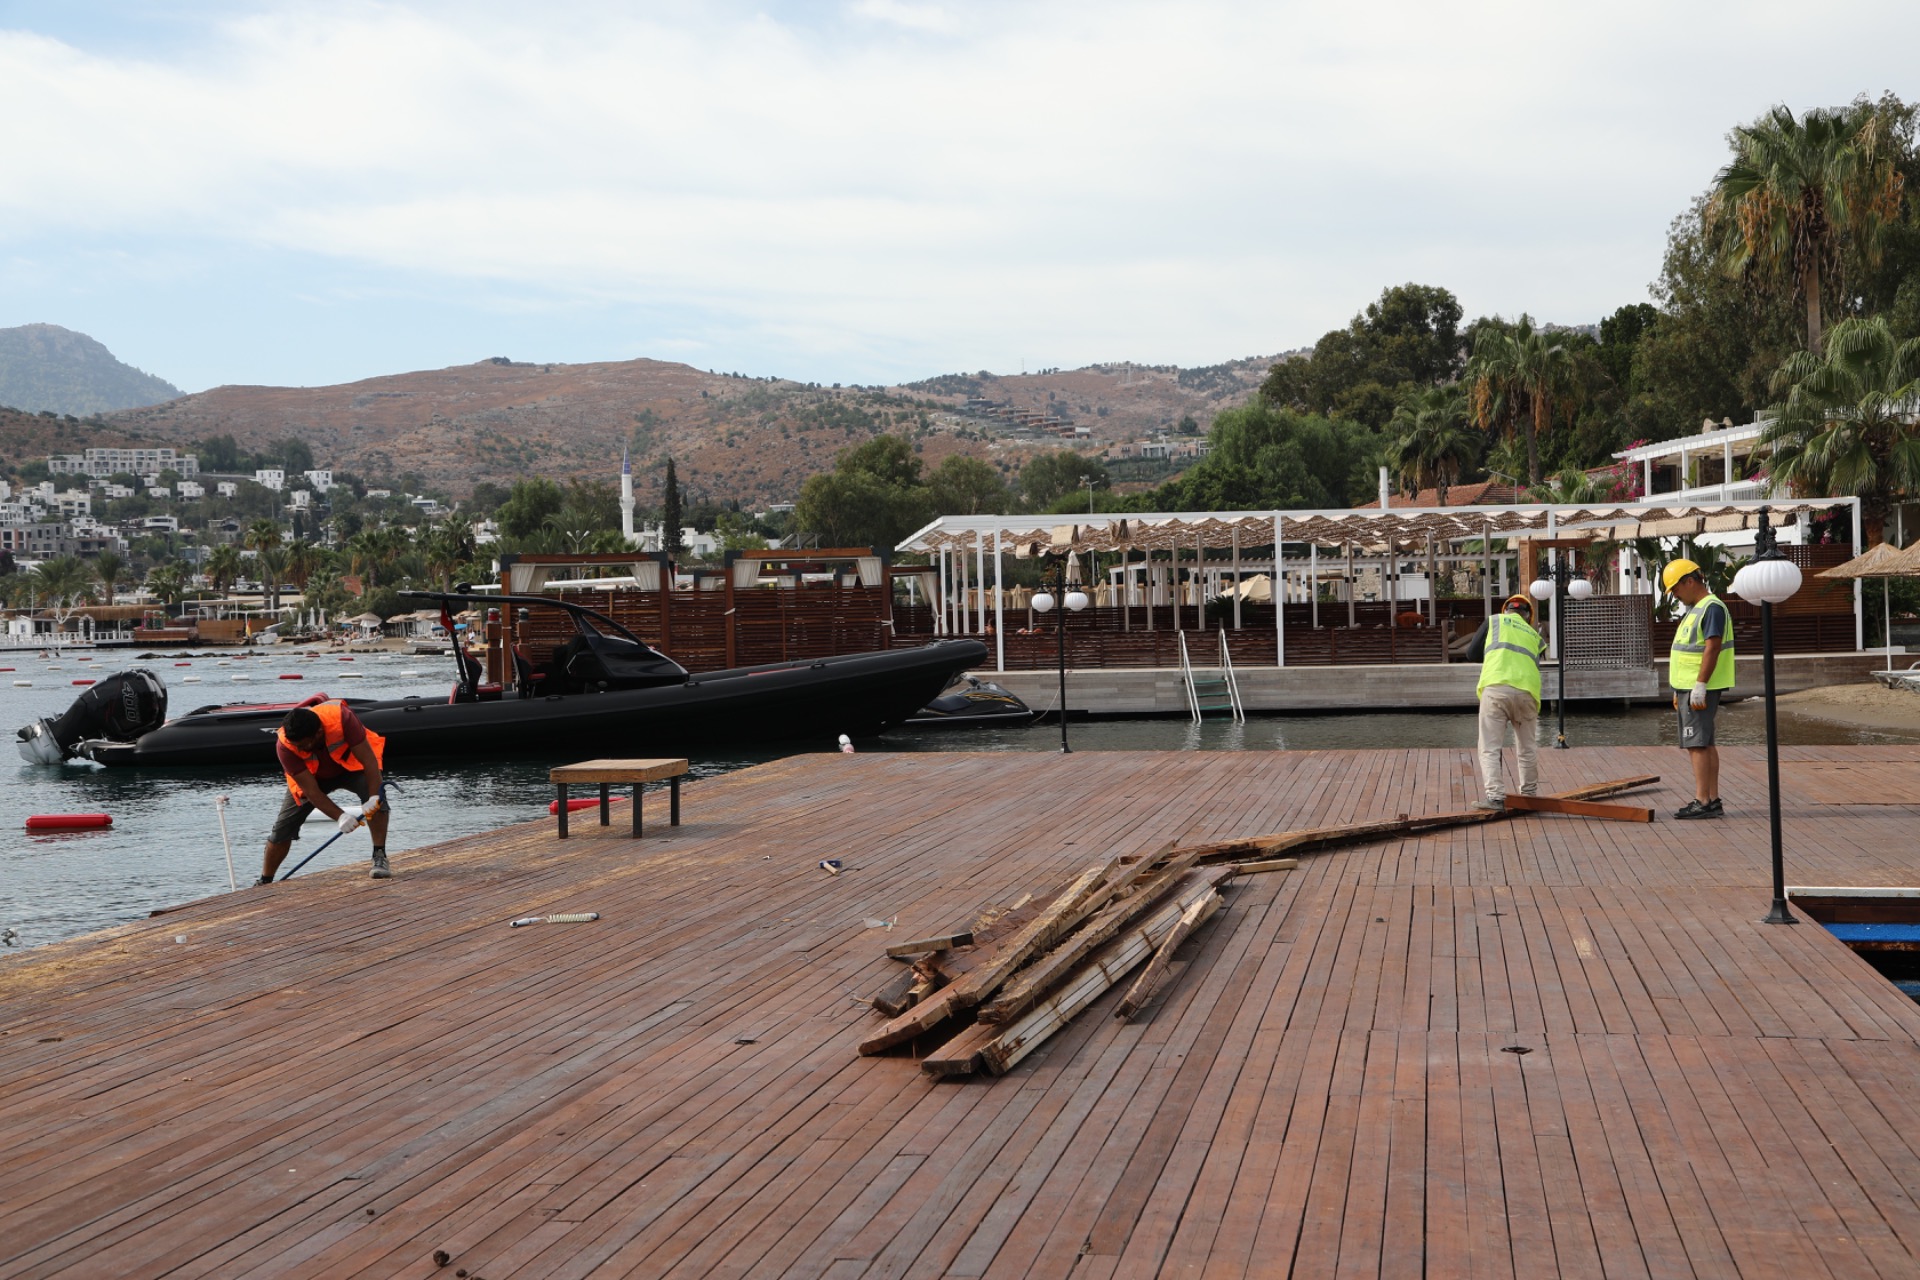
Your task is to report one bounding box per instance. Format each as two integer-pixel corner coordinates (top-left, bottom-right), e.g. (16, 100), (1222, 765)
(1502, 594), (1534, 619)
(1661, 558), (1701, 592)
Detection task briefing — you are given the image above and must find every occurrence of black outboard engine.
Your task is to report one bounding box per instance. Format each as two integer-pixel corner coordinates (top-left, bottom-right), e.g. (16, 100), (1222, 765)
(16, 668), (168, 764)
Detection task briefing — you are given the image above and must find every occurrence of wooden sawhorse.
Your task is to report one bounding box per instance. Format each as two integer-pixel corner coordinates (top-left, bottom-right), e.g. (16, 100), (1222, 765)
(550, 757), (689, 839)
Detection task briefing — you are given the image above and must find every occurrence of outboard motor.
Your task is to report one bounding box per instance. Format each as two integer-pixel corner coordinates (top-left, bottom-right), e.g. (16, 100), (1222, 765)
(17, 668), (168, 764)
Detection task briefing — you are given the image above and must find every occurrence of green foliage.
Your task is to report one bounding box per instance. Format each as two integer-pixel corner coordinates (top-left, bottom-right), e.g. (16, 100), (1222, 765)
(496, 477), (565, 543)
(928, 454), (1009, 516)
(662, 459), (683, 554)
(1261, 284), (1465, 428)
(794, 434), (933, 550)
(362, 586), (406, 620)
(1465, 316), (1582, 485)
(1389, 384), (1479, 503)
(1018, 452), (1109, 510)
(1761, 314), (1920, 533)
(1157, 402), (1383, 510)
(1708, 97), (1914, 353)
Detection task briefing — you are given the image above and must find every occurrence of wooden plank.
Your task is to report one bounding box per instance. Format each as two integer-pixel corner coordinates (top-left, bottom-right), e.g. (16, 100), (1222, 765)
(976, 858), (1219, 1026)
(1503, 794), (1655, 823)
(885, 931), (973, 958)
(1230, 856), (1298, 874)
(978, 891), (1206, 1075)
(1112, 893), (1221, 1022)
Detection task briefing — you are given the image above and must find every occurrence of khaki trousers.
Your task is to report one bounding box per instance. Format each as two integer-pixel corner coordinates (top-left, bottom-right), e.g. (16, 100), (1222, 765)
(1477, 684), (1539, 800)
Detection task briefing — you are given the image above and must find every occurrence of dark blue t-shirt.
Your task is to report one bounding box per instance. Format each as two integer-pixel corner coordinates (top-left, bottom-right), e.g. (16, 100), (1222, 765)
(1697, 601), (1728, 641)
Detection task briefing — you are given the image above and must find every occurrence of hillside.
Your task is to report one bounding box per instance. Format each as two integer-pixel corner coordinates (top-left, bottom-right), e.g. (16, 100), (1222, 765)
(90, 353), (1273, 504)
(0, 324), (181, 416)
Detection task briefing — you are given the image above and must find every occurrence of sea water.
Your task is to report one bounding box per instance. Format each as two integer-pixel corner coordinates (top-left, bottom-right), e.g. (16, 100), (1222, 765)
(2, 649), (1912, 950)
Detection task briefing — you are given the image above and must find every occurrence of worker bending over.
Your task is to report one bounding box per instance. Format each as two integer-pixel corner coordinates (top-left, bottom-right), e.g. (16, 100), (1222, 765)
(1663, 558), (1734, 819)
(1465, 594), (1545, 811)
(258, 700), (393, 882)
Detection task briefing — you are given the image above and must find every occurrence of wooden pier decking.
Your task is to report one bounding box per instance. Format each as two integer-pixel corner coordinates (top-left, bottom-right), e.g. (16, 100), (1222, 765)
(5, 744), (1920, 1278)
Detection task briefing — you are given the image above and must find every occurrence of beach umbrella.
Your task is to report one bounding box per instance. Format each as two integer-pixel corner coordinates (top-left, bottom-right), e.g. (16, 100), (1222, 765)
(1819, 543), (1915, 672)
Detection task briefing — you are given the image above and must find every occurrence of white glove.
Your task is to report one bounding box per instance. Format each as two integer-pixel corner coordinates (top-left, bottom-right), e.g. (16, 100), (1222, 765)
(336, 803), (365, 834)
(1689, 682), (1708, 710)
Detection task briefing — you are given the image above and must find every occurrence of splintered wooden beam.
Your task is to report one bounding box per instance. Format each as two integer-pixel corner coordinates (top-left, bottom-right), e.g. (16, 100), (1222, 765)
(869, 969), (919, 1017)
(859, 864), (1107, 1055)
(1113, 892), (1223, 1022)
(919, 1019), (999, 1078)
(1232, 857), (1298, 875)
(886, 932), (973, 958)
(976, 863), (1228, 1026)
(977, 890), (1220, 1076)
(1503, 794), (1656, 823)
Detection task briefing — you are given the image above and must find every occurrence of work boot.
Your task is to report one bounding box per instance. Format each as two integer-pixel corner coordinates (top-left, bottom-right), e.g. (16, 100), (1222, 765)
(1674, 799), (1707, 819)
(370, 852), (392, 879)
(1471, 798), (1505, 812)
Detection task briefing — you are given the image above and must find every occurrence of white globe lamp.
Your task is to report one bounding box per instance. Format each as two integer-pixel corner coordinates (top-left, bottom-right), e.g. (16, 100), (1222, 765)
(1064, 589), (1090, 613)
(1032, 591), (1056, 614)
(1730, 557), (1802, 605)
(1568, 577), (1595, 600)
(1527, 578), (1554, 602)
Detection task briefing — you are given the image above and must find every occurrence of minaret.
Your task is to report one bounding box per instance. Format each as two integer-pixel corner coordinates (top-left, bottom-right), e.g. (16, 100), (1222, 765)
(619, 443), (636, 546)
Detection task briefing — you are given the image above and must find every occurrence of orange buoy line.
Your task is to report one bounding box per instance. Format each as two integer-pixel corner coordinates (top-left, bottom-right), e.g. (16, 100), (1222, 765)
(72, 679), (95, 686)
(26, 814), (113, 831)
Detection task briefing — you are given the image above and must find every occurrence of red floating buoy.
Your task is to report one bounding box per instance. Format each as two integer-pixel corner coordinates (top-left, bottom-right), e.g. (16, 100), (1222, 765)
(548, 797), (621, 815)
(175, 662), (192, 667)
(72, 679), (95, 686)
(279, 673), (303, 680)
(26, 814), (114, 831)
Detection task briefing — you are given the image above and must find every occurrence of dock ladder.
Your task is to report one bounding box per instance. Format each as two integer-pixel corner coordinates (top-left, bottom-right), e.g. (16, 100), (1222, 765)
(1178, 628), (1245, 723)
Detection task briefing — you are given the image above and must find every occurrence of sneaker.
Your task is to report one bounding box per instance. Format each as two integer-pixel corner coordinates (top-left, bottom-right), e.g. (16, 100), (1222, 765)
(1674, 799), (1707, 820)
(255, 874), (274, 887)
(1471, 798), (1505, 812)
(370, 852), (392, 879)
(1700, 798), (1724, 818)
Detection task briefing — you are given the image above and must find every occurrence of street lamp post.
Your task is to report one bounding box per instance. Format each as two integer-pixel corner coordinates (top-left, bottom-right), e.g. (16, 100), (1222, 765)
(1730, 507), (1803, 925)
(1031, 559), (1090, 753)
(1529, 554), (1594, 749)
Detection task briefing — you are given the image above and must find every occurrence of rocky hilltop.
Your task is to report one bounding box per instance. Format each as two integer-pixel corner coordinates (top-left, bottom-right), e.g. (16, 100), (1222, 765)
(81, 352), (1273, 503)
(0, 324), (181, 416)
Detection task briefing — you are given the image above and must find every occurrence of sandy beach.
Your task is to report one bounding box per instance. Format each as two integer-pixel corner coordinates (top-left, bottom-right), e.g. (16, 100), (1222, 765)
(1774, 679), (1920, 734)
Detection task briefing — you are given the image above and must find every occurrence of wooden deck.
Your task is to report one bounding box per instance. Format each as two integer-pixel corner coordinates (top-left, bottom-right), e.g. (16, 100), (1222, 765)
(5, 744), (1920, 1278)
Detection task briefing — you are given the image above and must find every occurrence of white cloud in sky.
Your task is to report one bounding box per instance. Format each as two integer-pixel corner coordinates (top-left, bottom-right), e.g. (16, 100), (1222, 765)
(0, 0), (1915, 390)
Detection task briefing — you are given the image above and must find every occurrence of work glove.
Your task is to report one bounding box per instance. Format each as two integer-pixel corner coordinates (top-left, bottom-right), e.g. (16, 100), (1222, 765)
(336, 802), (365, 834)
(1689, 682), (1709, 710)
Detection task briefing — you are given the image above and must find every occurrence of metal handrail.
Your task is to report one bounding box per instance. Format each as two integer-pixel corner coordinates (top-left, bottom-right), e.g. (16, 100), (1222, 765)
(1176, 630), (1201, 722)
(1216, 626), (1246, 723)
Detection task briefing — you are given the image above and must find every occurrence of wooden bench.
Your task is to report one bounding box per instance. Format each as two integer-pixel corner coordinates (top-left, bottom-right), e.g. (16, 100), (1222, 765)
(549, 758), (688, 839)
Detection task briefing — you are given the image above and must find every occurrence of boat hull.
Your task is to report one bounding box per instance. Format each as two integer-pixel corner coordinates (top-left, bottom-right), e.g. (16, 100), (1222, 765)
(80, 641), (988, 767)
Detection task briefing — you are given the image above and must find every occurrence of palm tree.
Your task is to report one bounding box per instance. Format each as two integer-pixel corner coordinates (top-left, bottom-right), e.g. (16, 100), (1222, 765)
(31, 556), (95, 637)
(91, 551), (127, 606)
(243, 518), (283, 554)
(144, 561), (192, 612)
(1389, 384), (1479, 506)
(285, 540), (326, 592)
(424, 518), (478, 591)
(256, 547), (291, 613)
(204, 544), (244, 597)
(1465, 317), (1577, 486)
(1708, 101), (1908, 355)
(1761, 314), (1920, 539)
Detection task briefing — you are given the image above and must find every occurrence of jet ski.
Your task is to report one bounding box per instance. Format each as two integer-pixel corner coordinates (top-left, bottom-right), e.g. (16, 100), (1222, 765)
(905, 675), (1035, 727)
(19, 590), (987, 767)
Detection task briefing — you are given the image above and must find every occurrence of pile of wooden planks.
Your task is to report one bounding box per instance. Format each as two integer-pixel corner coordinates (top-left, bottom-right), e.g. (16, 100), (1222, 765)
(857, 774), (1661, 1082)
(858, 845), (1238, 1078)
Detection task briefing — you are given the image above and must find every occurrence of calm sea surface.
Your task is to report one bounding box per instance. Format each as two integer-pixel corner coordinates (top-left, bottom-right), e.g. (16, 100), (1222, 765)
(4, 648), (1915, 950)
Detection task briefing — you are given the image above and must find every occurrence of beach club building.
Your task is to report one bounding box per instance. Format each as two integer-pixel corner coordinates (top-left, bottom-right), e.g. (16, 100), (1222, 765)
(892, 496), (1876, 714)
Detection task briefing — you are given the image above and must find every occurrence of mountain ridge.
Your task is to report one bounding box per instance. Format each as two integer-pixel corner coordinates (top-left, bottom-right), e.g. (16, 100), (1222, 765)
(0, 324), (181, 416)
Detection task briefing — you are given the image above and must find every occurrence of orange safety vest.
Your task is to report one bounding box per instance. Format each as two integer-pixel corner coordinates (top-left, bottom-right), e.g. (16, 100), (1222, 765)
(277, 701), (387, 796)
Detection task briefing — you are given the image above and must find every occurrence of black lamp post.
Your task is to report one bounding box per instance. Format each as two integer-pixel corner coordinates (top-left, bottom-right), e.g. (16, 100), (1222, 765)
(1529, 554), (1593, 749)
(1031, 557), (1090, 753)
(1730, 507), (1803, 924)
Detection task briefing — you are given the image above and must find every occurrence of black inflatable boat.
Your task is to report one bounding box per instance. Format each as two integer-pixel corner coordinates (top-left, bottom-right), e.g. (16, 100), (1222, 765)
(18, 590), (986, 768)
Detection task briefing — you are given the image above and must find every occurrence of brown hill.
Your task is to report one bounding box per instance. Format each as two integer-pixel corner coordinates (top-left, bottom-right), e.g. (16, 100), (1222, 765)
(76, 354), (1271, 504)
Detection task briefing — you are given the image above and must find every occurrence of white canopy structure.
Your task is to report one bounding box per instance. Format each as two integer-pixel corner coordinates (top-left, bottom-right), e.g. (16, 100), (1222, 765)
(896, 498), (1865, 673)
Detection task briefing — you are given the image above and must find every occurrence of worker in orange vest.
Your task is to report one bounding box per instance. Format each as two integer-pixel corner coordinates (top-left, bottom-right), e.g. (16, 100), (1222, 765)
(258, 700), (392, 883)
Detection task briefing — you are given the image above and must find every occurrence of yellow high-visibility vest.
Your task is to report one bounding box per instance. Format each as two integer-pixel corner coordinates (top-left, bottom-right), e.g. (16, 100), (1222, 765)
(1477, 614), (1543, 707)
(1669, 592), (1736, 690)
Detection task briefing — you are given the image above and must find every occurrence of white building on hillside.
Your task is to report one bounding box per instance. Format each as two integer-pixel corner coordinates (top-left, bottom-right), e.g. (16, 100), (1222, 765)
(254, 469), (285, 491)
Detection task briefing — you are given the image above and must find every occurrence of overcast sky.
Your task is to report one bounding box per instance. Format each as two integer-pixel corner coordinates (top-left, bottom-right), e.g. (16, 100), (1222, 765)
(1, 0), (1915, 394)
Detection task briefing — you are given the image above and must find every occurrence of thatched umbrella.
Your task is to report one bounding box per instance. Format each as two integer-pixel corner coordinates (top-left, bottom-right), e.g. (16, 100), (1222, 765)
(1819, 543), (1916, 671)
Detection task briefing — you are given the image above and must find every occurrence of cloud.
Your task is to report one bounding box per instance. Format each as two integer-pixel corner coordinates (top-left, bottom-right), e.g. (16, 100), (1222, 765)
(1, 0), (1916, 386)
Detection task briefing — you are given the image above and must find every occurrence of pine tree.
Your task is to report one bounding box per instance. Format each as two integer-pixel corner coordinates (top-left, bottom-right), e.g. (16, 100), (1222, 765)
(662, 458), (684, 555)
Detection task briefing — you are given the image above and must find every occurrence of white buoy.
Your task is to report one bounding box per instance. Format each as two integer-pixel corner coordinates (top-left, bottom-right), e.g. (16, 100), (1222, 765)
(402, 670), (421, 678)
(231, 675), (251, 682)
(339, 672), (364, 679)
(11, 680), (29, 688)
(182, 676), (201, 683)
